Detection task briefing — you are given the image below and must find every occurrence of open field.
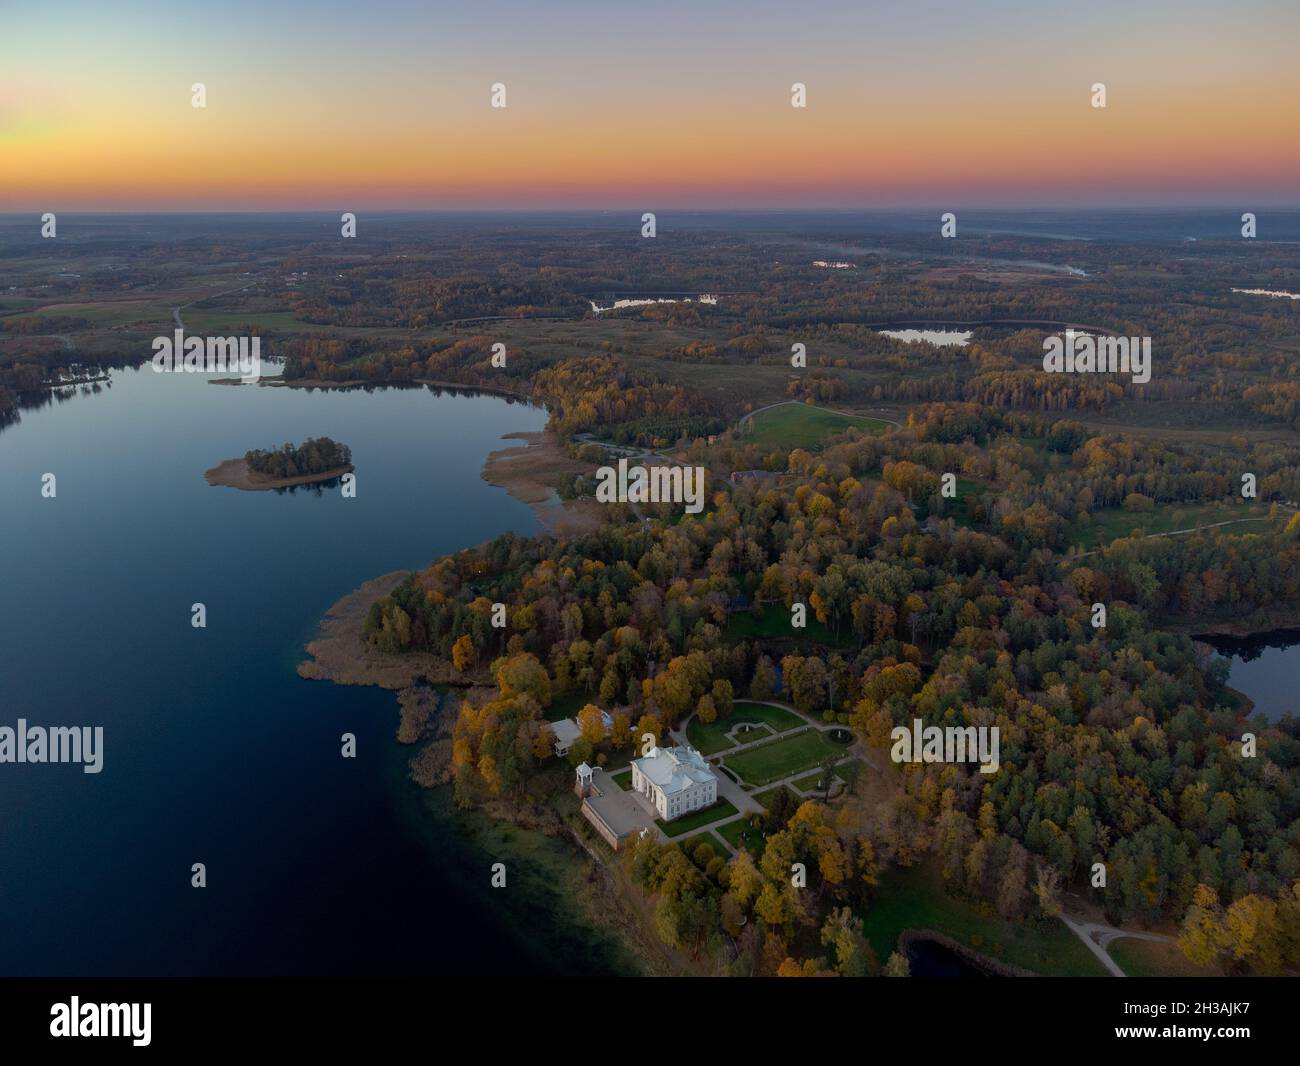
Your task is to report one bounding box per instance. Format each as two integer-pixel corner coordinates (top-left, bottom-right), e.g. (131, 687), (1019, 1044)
(1072, 500), (1281, 550)
(741, 403), (892, 450)
(3, 300), (173, 328)
(723, 730), (844, 786)
(860, 864), (1110, 977)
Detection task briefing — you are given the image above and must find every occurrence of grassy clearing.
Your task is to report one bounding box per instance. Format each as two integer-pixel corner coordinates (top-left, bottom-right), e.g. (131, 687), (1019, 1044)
(545, 690), (595, 722)
(1071, 501), (1280, 550)
(5, 301), (172, 328)
(742, 404), (891, 451)
(1108, 937), (1215, 977)
(859, 864), (1109, 977)
(723, 608), (851, 648)
(939, 478), (985, 528)
(725, 730), (842, 786)
(609, 769), (632, 791)
(658, 798), (739, 837)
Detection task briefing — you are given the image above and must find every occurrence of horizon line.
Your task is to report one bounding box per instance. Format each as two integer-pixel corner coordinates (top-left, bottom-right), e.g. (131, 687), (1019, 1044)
(4, 204), (1300, 217)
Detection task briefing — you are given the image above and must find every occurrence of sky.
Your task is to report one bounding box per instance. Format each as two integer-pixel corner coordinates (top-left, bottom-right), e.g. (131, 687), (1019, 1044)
(2, 0), (1298, 211)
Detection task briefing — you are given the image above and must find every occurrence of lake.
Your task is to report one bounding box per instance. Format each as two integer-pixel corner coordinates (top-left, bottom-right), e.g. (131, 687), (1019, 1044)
(590, 294), (718, 313)
(879, 328), (972, 347)
(0, 365), (638, 975)
(1199, 630), (1300, 721)
(1231, 288), (1300, 301)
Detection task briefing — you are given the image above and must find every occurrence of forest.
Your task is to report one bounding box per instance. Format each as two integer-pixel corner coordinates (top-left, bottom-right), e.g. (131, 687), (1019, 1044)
(364, 390), (1300, 975)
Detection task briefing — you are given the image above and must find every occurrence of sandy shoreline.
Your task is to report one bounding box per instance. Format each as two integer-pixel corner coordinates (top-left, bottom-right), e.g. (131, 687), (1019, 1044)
(297, 570), (493, 786)
(204, 457), (353, 491)
(481, 430), (604, 535)
(297, 571), (442, 689)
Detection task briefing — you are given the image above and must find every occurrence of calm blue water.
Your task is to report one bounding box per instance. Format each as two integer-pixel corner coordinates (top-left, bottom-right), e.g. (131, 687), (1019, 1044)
(0, 367), (632, 975)
(1201, 631), (1300, 722)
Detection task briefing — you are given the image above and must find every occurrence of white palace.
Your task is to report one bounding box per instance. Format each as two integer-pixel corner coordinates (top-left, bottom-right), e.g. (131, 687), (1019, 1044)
(631, 745), (717, 820)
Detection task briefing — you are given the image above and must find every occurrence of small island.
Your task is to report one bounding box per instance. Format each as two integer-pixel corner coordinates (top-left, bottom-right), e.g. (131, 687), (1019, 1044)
(205, 436), (353, 491)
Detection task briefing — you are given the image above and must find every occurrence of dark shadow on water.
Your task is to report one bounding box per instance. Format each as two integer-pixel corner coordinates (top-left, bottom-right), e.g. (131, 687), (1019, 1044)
(1197, 627), (1300, 663)
(270, 475), (345, 495)
(904, 934), (1002, 978)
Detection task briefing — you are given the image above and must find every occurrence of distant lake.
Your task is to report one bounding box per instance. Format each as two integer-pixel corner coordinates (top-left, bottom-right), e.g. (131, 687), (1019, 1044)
(0, 366), (637, 975)
(879, 328), (972, 347)
(1199, 630), (1300, 721)
(1231, 288), (1300, 301)
(590, 294), (717, 313)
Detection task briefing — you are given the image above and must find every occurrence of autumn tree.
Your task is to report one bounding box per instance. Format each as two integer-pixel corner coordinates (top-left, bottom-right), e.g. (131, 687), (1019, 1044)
(451, 633), (475, 674)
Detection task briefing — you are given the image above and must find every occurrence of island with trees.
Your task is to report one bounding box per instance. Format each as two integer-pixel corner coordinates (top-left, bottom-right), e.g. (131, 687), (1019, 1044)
(206, 436), (353, 491)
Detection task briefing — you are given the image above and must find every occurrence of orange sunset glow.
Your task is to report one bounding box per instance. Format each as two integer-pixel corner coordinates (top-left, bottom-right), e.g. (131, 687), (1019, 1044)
(4, 2), (1299, 207)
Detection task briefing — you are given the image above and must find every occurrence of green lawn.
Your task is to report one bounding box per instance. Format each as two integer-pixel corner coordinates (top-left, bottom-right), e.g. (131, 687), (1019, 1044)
(723, 608), (851, 648)
(686, 700), (803, 754)
(658, 798), (739, 838)
(724, 730), (844, 786)
(793, 769), (833, 792)
(743, 404), (890, 451)
(717, 816), (765, 859)
(595, 749), (634, 775)
(1071, 501), (1279, 550)
(754, 785), (800, 810)
(545, 690), (596, 723)
(684, 722), (741, 755)
(730, 701), (804, 730)
(859, 864), (1110, 977)
(609, 769), (632, 791)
